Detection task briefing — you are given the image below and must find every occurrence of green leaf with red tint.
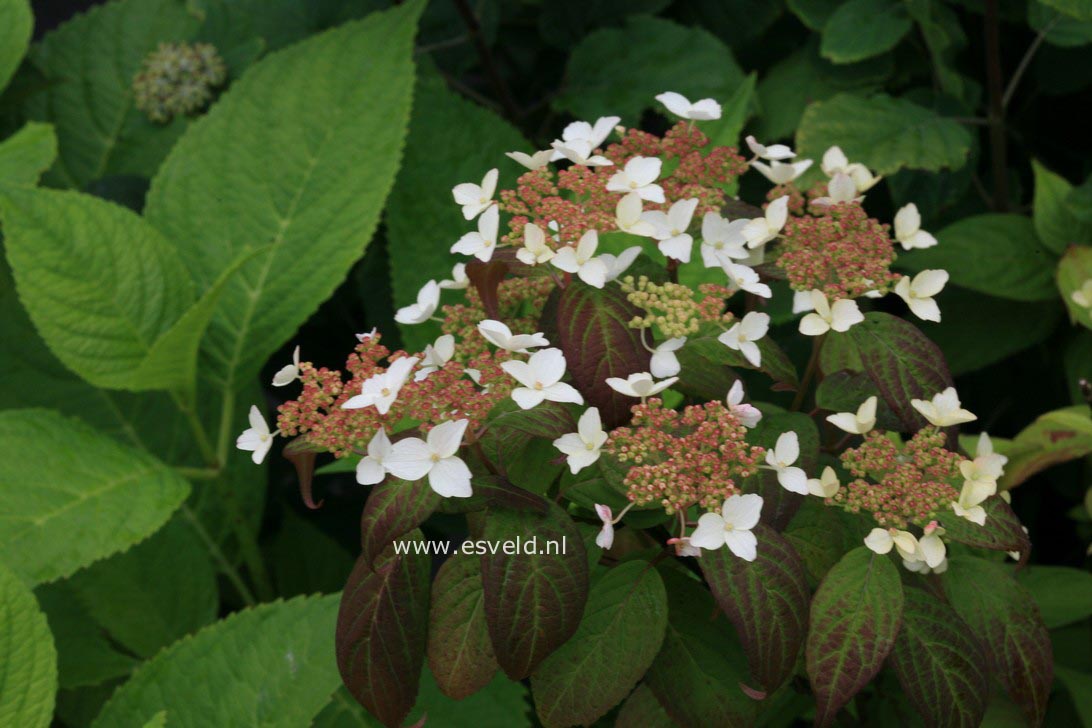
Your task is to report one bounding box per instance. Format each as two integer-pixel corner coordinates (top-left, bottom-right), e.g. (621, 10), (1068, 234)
(336, 530), (431, 728)
(615, 684), (675, 727)
(360, 479), (441, 569)
(741, 410), (818, 529)
(480, 501), (588, 679)
(554, 280), (647, 428)
(784, 497), (864, 587)
(820, 312), (953, 432)
(942, 557), (1053, 727)
(699, 524), (809, 692)
(941, 497), (1031, 565)
(806, 547), (904, 727)
(484, 398), (577, 440)
(427, 553), (499, 700)
(465, 259), (510, 320)
(688, 334), (800, 390)
(888, 585), (989, 728)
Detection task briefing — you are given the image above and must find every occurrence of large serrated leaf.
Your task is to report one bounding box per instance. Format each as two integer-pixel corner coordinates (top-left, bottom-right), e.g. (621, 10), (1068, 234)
(531, 561), (668, 726)
(888, 586), (989, 728)
(145, 0), (424, 393)
(821, 0), (912, 64)
(942, 557), (1053, 727)
(0, 409), (190, 585)
(337, 531), (431, 728)
(700, 525), (809, 693)
(806, 547), (904, 727)
(428, 553), (499, 700)
(93, 594), (341, 727)
(0, 561), (57, 728)
(941, 496), (1031, 563)
(1032, 160), (1092, 253)
(360, 478), (440, 570)
(0, 122), (56, 186)
(481, 502), (588, 680)
(997, 405), (1092, 489)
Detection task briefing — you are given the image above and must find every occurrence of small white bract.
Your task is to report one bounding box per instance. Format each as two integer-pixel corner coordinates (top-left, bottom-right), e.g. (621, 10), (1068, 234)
(415, 335), (455, 381)
(451, 204), (500, 261)
(355, 427), (393, 485)
(271, 345), (301, 387)
(893, 203), (938, 250)
(395, 280), (440, 325)
(718, 311), (769, 367)
(605, 372), (678, 398)
(342, 356), (419, 415)
(606, 156), (665, 202)
(911, 387), (976, 427)
(451, 168), (498, 221)
(826, 395), (878, 435)
(655, 91), (722, 121)
(477, 319), (549, 353)
(649, 337), (686, 378)
(384, 419), (474, 498)
(798, 290), (864, 336)
(765, 431), (807, 494)
(551, 230), (609, 288)
(553, 407), (608, 475)
(895, 270), (948, 323)
(643, 198), (699, 263)
(689, 493), (764, 560)
(235, 405), (276, 464)
(500, 348), (584, 409)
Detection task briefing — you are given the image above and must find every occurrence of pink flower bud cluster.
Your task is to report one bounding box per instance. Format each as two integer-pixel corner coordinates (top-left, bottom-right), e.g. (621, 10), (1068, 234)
(605, 398), (764, 514)
(833, 427), (963, 528)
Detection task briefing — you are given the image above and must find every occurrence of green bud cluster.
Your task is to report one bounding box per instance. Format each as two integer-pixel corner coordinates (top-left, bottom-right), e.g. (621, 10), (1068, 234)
(132, 42), (227, 123)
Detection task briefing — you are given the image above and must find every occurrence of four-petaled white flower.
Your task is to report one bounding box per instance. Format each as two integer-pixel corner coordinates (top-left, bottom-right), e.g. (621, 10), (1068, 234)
(605, 372), (678, 398)
(723, 262), (772, 298)
(355, 427), (393, 485)
(911, 387), (976, 427)
(765, 431), (807, 494)
(395, 280), (441, 325)
(751, 159), (813, 185)
(864, 527), (919, 560)
(601, 246), (642, 283)
(505, 149), (552, 170)
(820, 146), (881, 192)
(451, 204), (500, 261)
(893, 204), (938, 250)
(551, 230), (609, 288)
(549, 116), (620, 161)
(726, 380), (762, 428)
(554, 407), (608, 474)
(974, 432), (1008, 472)
(914, 521), (947, 568)
(606, 156), (665, 202)
(807, 466), (840, 498)
(594, 503), (615, 549)
(745, 135), (795, 161)
(742, 196), (789, 248)
(895, 270), (948, 323)
(415, 335), (455, 381)
(813, 172), (862, 206)
(903, 557), (948, 575)
(500, 348), (584, 409)
(272, 345), (301, 387)
(342, 356), (420, 415)
(452, 168), (498, 220)
(516, 223), (556, 266)
(718, 311), (769, 367)
(952, 481), (991, 526)
(643, 198), (699, 263)
(655, 91), (722, 121)
(384, 419), (473, 498)
(799, 290), (864, 336)
(1071, 279), (1092, 309)
(650, 337), (686, 378)
(615, 192), (657, 237)
(826, 396), (878, 435)
(689, 493), (763, 561)
(478, 319), (549, 353)
(236, 405), (277, 464)
(551, 139), (613, 167)
(439, 263), (469, 290)
(700, 212), (749, 267)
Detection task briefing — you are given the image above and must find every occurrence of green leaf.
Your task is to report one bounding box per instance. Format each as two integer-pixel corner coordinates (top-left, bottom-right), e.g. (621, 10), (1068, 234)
(553, 16), (745, 125)
(145, 0), (424, 393)
(268, 507), (355, 598)
(796, 93), (972, 175)
(531, 561), (668, 726)
(687, 333), (800, 390)
(1017, 565), (1092, 629)
(0, 561), (57, 728)
(1040, 0), (1092, 21)
(898, 214), (1058, 302)
(66, 516), (217, 658)
(361, 478), (440, 571)
(0, 0), (31, 93)
(784, 497), (863, 587)
(1058, 245), (1092, 329)
(484, 398), (577, 441)
(906, 0), (969, 100)
(943, 557), (1053, 727)
(788, 0), (845, 29)
(481, 502), (589, 680)
(33, 582), (135, 689)
(820, 312), (953, 432)
(24, 0), (201, 189)
(1030, 0), (1092, 47)
(0, 122), (56, 186)
(806, 547), (904, 727)
(941, 496), (1032, 561)
(1056, 666), (1092, 727)
(427, 553), (499, 700)
(699, 525), (809, 693)
(336, 531), (431, 728)
(888, 586), (989, 728)
(616, 683), (675, 727)
(386, 65), (528, 352)
(1033, 160), (1092, 252)
(93, 594), (342, 727)
(816, 370), (902, 430)
(997, 406), (1092, 489)
(702, 72), (757, 149)
(0, 409), (190, 585)
(821, 0), (912, 64)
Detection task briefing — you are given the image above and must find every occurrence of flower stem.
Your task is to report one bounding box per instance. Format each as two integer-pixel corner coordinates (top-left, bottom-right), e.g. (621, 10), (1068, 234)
(791, 333), (826, 412)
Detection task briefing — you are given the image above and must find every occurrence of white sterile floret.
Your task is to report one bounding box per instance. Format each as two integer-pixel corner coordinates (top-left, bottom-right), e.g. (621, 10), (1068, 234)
(820, 146), (881, 192)
(615, 192), (657, 237)
(600, 246), (642, 283)
(642, 198), (699, 263)
(355, 427), (393, 485)
(807, 466), (840, 498)
(745, 135), (796, 161)
(726, 380), (762, 428)
(655, 91), (722, 121)
(451, 204), (500, 261)
(549, 116), (621, 161)
(500, 348), (584, 410)
(765, 431), (807, 494)
(605, 372), (678, 398)
(895, 270), (948, 323)
(551, 230), (609, 288)
(798, 290), (864, 336)
(864, 527), (919, 559)
(689, 493), (763, 560)
(826, 396), (878, 435)
(910, 387), (977, 427)
(235, 405), (277, 464)
(915, 521), (947, 568)
(606, 156), (665, 202)
(893, 203), (938, 250)
(271, 345), (301, 387)
(439, 263), (469, 290)
(700, 212), (749, 268)
(650, 337), (686, 378)
(384, 419), (473, 498)
(477, 319), (549, 353)
(551, 139), (613, 167)
(451, 168), (498, 220)
(750, 159), (813, 185)
(718, 311), (769, 367)
(505, 149), (553, 170)
(516, 223), (556, 266)
(742, 196), (789, 248)
(553, 407), (608, 475)
(395, 280), (441, 325)
(813, 173), (862, 207)
(952, 481), (991, 526)
(342, 356), (419, 415)
(723, 262), (772, 298)
(415, 335), (455, 381)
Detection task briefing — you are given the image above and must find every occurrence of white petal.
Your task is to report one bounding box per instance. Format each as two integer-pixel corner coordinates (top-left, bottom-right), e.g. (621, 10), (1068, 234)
(512, 387), (547, 410)
(428, 419), (469, 458)
(908, 296), (941, 323)
(384, 438), (434, 481)
(722, 493), (763, 530)
(799, 313), (830, 336)
(864, 528), (894, 554)
(658, 234), (693, 263)
(778, 467), (808, 494)
(689, 513), (727, 550)
(724, 529), (757, 561)
(578, 258), (609, 288)
(655, 91), (692, 117)
(775, 431), (800, 465)
(429, 456), (473, 498)
(355, 457), (386, 486)
(544, 382), (584, 405)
